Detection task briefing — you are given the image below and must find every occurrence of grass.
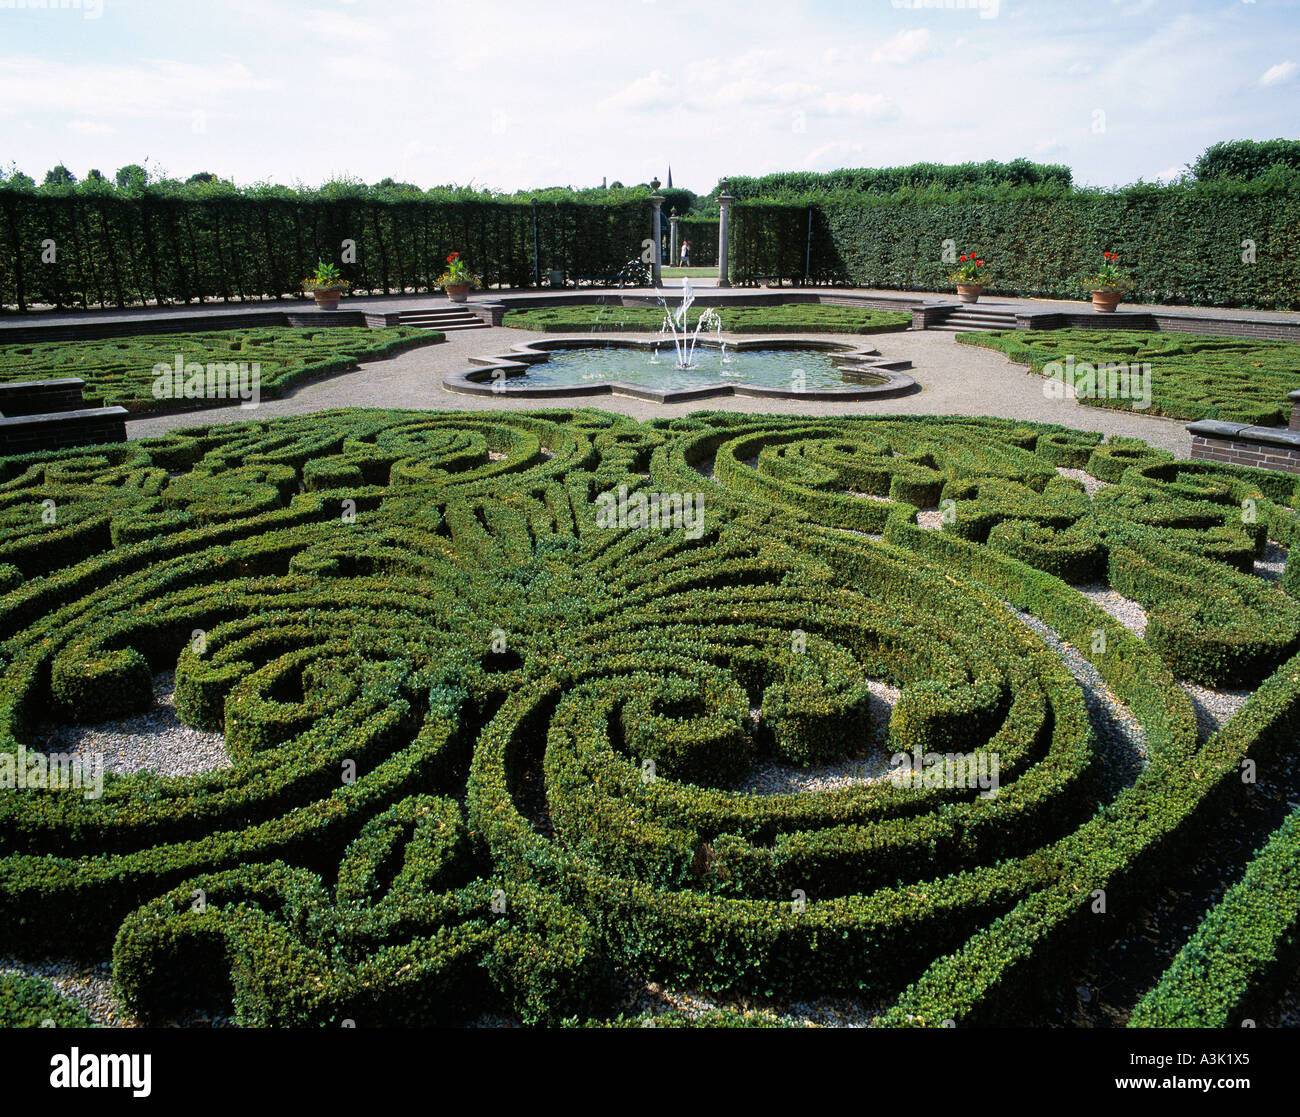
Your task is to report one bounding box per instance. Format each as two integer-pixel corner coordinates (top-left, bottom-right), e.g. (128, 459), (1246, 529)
(959, 328), (1300, 425)
(661, 266), (717, 279)
(502, 304), (911, 335)
(0, 327), (443, 415)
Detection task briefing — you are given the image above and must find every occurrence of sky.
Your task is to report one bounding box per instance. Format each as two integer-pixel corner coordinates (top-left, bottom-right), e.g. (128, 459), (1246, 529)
(1, 0), (1297, 194)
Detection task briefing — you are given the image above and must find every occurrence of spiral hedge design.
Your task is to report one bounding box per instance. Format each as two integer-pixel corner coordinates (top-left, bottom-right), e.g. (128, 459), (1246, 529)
(2, 408), (1299, 1026)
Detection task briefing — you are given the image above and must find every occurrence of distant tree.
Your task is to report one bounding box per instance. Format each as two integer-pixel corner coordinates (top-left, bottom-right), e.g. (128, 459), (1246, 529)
(115, 163), (148, 192)
(186, 171), (218, 184)
(84, 168), (106, 183)
(43, 164), (76, 188)
(0, 165), (36, 191)
(1191, 139), (1300, 181)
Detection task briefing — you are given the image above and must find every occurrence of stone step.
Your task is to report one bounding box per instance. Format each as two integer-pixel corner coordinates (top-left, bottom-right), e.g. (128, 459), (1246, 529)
(410, 321), (488, 332)
(946, 314), (1018, 325)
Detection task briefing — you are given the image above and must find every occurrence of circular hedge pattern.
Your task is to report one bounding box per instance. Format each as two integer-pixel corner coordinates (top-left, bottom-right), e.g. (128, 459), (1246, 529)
(1, 408), (1298, 1026)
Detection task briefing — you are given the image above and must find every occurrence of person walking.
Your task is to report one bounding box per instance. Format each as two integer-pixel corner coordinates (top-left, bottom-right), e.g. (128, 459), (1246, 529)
(680, 240), (690, 267)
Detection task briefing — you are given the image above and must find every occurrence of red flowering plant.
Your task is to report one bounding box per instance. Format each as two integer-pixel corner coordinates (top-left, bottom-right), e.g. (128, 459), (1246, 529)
(1083, 250), (1134, 293)
(948, 252), (988, 284)
(435, 251), (481, 290)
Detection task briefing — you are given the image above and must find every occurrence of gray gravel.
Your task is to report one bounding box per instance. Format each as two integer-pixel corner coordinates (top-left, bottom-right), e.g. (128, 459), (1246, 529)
(125, 326), (1197, 458)
(1007, 606), (1148, 795)
(1255, 541), (1288, 584)
(1180, 681), (1253, 743)
(1056, 467), (1113, 498)
(32, 671), (230, 778)
(0, 956), (134, 1028)
(738, 681), (900, 795)
(1073, 584), (1149, 637)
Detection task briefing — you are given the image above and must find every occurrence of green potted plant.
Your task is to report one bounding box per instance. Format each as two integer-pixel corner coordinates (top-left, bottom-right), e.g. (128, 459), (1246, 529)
(303, 261), (348, 311)
(1083, 251), (1134, 312)
(948, 253), (987, 303)
(436, 251), (481, 303)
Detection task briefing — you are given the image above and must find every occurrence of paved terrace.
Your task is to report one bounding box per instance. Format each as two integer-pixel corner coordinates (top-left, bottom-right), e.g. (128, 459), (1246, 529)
(6, 286), (1299, 459)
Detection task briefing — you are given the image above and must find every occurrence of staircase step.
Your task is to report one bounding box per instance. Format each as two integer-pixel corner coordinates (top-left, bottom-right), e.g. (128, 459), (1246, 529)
(413, 322), (488, 332)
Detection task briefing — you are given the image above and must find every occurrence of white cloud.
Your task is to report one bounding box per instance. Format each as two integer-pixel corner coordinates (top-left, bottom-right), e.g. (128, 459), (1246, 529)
(1066, 62), (1093, 75)
(1259, 60), (1297, 87)
(600, 70), (679, 112)
(304, 9), (391, 45)
(67, 120), (116, 137)
(324, 55), (408, 83)
(871, 29), (934, 66)
(1153, 165), (1187, 183)
(817, 91), (899, 121)
(0, 56), (281, 119)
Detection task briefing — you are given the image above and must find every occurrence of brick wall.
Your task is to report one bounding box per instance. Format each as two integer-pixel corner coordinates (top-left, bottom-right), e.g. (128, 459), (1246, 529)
(1187, 420), (1300, 474)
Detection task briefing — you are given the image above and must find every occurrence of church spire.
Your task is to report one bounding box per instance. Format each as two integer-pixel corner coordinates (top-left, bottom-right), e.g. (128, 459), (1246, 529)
(666, 165), (673, 189)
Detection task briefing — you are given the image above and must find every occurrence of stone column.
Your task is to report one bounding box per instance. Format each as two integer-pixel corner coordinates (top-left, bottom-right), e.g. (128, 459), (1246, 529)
(669, 208), (679, 270)
(649, 178), (664, 288)
(717, 179), (734, 288)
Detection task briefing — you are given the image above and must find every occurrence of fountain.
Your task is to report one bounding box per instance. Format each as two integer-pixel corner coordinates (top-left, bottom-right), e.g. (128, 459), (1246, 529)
(657, 278), (722, 370)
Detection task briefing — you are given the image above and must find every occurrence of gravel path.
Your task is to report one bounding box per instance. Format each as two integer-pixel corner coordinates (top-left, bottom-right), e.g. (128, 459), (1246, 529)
(31, 672), (230, 778)
(125, 326), (1197, 457)
(0, 957), (134, 1028)
(1255, 541), (1288, 583)
(1007, 606), (1148, 796)
(1056, 467), (1113, 497)
(1073, 584), (1149, 637)
(738, 681), (900, 795)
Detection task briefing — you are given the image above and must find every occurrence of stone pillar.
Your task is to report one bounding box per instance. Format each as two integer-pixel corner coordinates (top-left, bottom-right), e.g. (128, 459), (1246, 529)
(717, 179), (733, 288)
(649, 178), (664, 288)
(669, 208), (679, 270)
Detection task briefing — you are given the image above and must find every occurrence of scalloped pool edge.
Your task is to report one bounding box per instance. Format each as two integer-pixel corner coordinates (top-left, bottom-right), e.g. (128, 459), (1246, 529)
(442, 336), (919, 403)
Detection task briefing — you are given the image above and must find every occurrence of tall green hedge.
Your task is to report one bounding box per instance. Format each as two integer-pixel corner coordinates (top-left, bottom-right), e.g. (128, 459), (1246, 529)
(0, 192), (653, 311)
(729, 179), (1300, 308)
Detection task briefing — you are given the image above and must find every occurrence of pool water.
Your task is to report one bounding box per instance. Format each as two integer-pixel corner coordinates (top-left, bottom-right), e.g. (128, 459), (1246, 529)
(507, 347), (879, 392)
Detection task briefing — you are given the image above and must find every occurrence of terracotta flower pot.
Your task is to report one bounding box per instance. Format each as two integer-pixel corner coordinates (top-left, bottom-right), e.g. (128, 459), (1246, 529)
(311, 289), (342, 311)
(956, 282), (983, 304)
(445, 284), (471, 303)
(1091, 289), (1122, 312)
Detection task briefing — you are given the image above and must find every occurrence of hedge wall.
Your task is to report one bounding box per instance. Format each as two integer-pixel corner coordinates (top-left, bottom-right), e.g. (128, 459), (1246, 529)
(0, 192), (653, 311)
(729, 180), (1300, 308)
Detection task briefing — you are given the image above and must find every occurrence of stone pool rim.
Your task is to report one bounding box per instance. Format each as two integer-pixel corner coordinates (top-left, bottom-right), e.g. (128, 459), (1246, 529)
(442, 336), (919, 403)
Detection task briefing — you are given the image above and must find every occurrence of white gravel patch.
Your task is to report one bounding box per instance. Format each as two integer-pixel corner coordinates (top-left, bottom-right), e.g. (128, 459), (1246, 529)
(1055, 467), (1112, 498)
(1007, 606), (1148, 794)
(31, 671), (230, 778)
(1179, 681), (1253, 742)
(1255, 541), (1287, 584)
(634, 980), (889, 1028)
(915, 508), (944, 531)
(738, 681), (900, 795)
(1073, 584), (1149, 637)
(0, 956), (135, 1028)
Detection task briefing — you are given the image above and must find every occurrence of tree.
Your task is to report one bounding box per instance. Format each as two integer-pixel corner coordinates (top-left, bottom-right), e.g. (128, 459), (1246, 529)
(115, 163), (148, 192)
(43, 164), (76, 188)
(1191, 139), (1300, 181)
(185, 171), (217, 185)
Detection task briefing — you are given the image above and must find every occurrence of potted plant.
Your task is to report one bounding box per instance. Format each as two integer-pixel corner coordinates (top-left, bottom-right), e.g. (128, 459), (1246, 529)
(436, 251), (481, 303)
(1084, 251), (1134, 312)
(949, 253), (987, 303)
(303, 261), (348, 311)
